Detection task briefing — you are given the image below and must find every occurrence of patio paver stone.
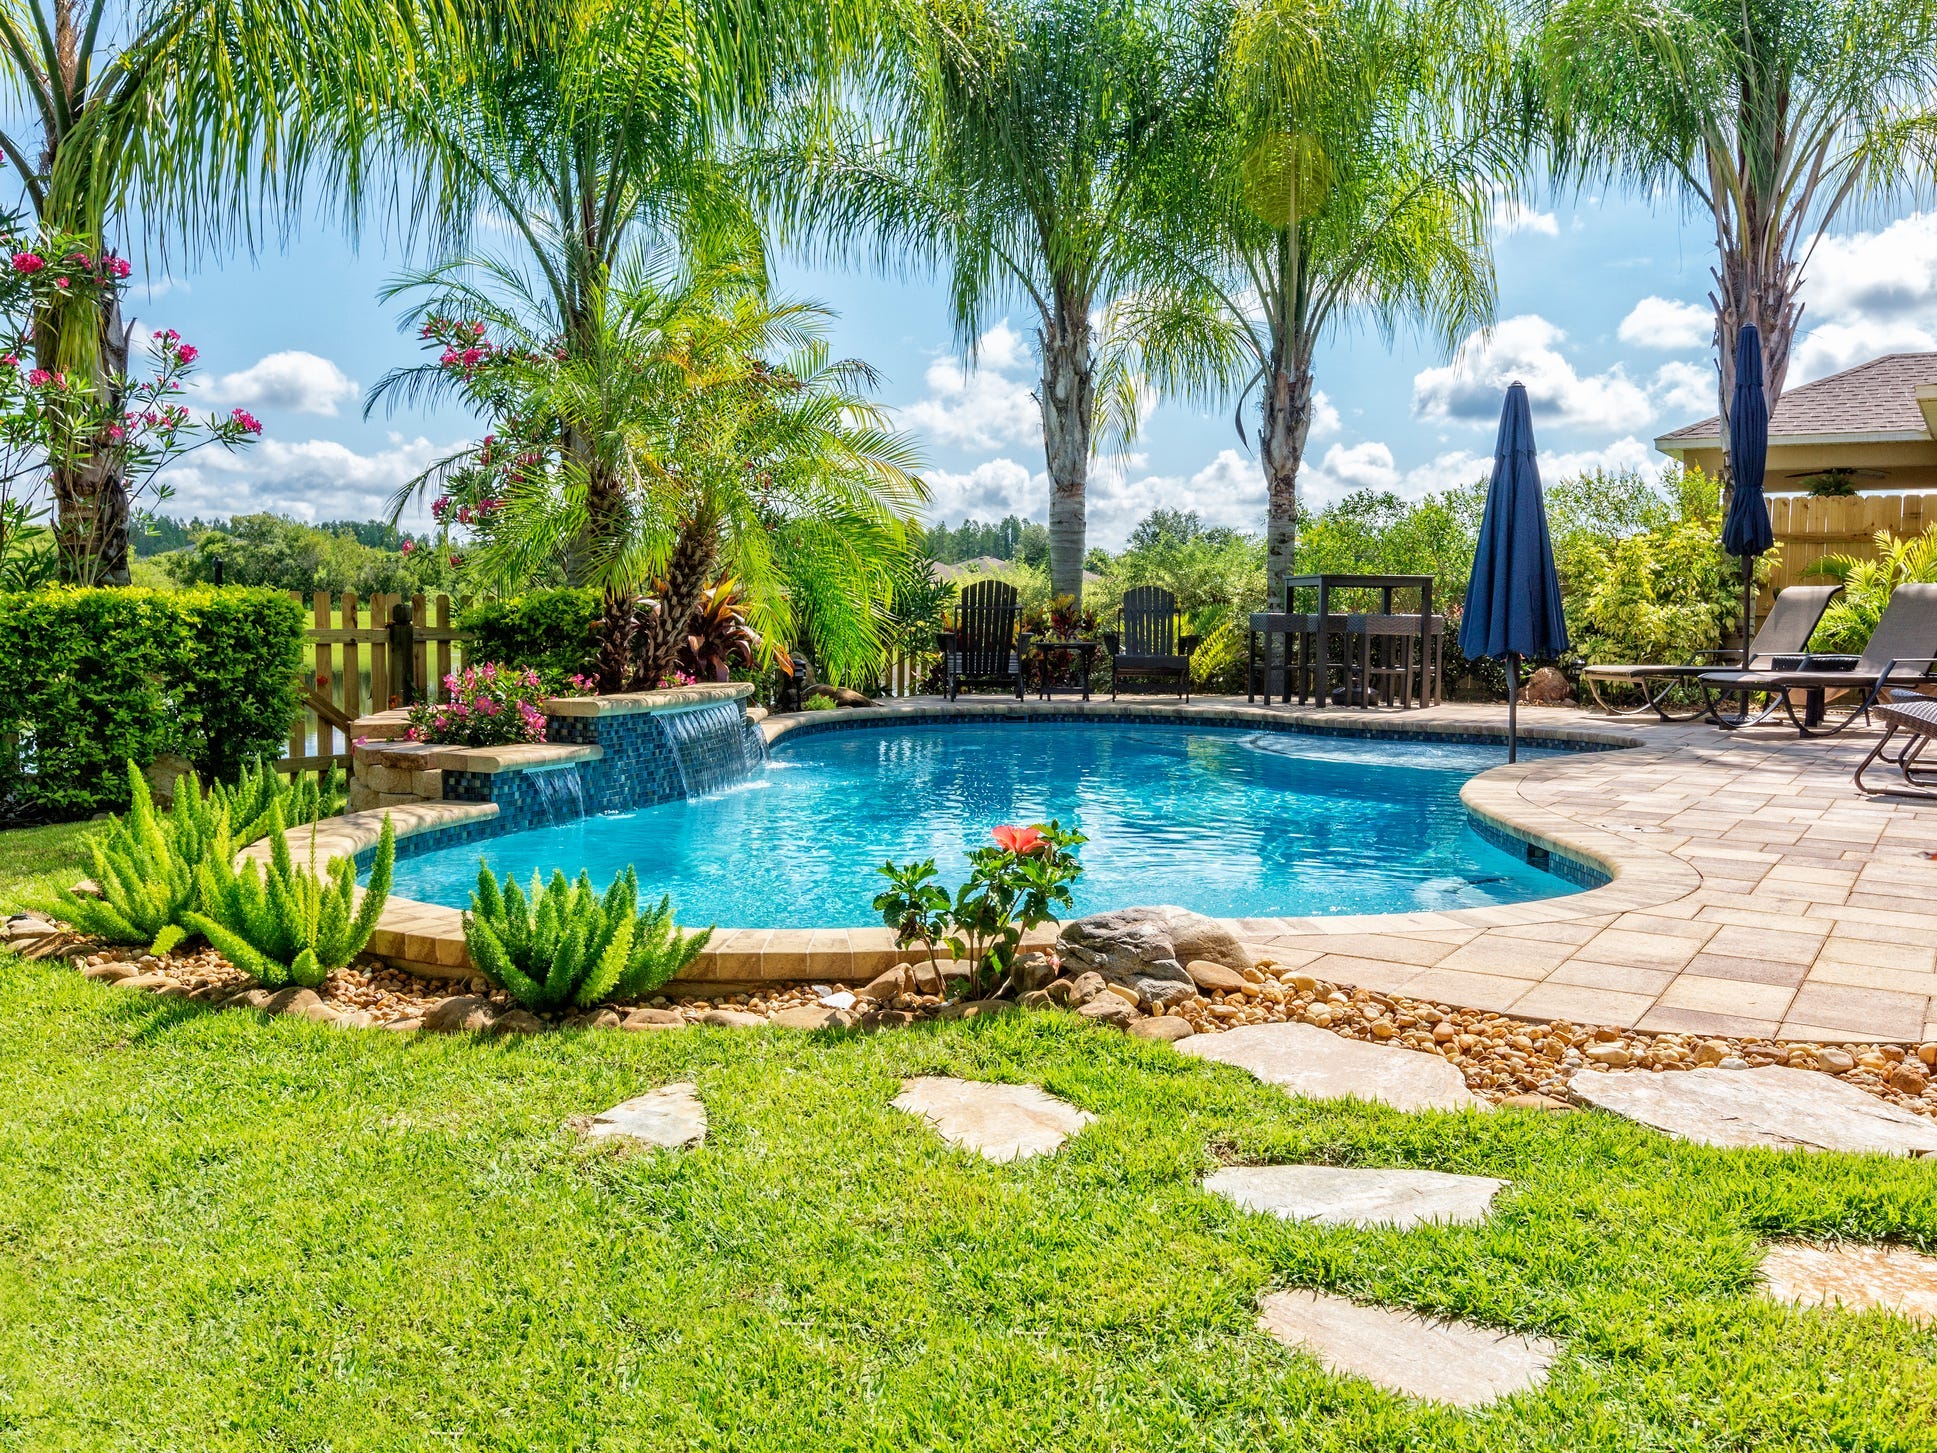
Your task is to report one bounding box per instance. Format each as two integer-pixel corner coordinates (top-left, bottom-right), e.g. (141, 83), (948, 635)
(1759, 1242), (1937, 1324)
(580, 1083), (707, 1150)
(892, 1077), (1095, 1162)
(1255, 1290), (1558, 1407)
(1178, 1022), (1485, 1112)
(1567, 1066), (1937, 1155)
(1204, 1164), (1505, 1229)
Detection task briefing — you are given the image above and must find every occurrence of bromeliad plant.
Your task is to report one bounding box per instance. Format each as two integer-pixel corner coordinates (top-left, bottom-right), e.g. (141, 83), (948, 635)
(873, 822), (1086, 997)
(464, 864), (713, 1012)
(185, 804), (394, 991)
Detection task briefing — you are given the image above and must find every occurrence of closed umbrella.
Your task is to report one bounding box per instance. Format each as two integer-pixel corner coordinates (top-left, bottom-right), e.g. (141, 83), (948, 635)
(1720, 324), (1774, 666)
(1460, 382), (1571, 762)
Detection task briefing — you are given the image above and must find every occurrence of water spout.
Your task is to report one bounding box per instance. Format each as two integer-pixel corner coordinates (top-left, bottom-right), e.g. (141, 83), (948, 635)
(663, 700), (765, 797)
(526, 762), (587, 823)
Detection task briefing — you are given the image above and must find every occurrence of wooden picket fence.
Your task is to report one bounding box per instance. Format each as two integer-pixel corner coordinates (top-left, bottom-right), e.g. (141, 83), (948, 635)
(877, 650), (935, 699)
(280, 592), (469, 774)
(1763, 493), (1937, 602)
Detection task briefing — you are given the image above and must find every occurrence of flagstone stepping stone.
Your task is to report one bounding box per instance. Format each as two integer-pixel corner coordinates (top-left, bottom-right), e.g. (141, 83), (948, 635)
(580, 1082), (707, 1150)
(1256, 1290), (1557, 1407)
(1567, 1066), (1937, 1156)
(1760, 1242), (1937, 1324)
(892, 1076), (1094, 1163)
(1177, 1023), (1484, 1112)
(1205, 1164), (1506, 1229)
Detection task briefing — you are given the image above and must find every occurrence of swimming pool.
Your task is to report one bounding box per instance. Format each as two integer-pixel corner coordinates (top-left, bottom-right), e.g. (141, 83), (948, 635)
(385, 720), (1590, 927)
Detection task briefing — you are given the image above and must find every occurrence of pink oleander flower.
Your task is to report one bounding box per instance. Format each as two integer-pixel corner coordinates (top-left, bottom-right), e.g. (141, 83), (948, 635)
(108, 257), (131, 279)
(439, 348), (458, 367)
(0, 354), (16, 368)
(67, 252), (91, 268)
(10, 252), (43, 273)
(106, 424), (125, 442)
(449, 552), (463, 568)
(176, 343), (199, 364)
(459, 347), (483, 366)
(431, 495), (450, 519)
(229, 407), (262, 434)
(26, 368), (52, 387)
(401, 540), (414, 554)
(471, 320), (486, 336)
(457, 505), (473, 525)
(158, 329), (179, 344)
(52, 277), (68, 290)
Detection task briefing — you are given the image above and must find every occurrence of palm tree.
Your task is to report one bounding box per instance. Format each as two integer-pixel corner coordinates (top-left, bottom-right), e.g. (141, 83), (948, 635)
(0, 0), (426, 584)
(772, 0), (1219, 605)
(366, 0), (875, 664)
(1125, 0), (1512, 600)
(1536, 0), (1937, 437)
(372, 247), (927, 688)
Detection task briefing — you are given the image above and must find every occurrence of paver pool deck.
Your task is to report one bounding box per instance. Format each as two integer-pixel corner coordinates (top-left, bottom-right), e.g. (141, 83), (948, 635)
(288, 696), (1937, 1044)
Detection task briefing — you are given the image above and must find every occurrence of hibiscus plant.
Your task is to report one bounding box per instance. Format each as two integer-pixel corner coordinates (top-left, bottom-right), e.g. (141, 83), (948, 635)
(872, 821), (1086, 997)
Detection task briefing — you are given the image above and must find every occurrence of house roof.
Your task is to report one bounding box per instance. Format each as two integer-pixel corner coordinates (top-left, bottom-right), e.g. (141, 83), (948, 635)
(1658, 352), (1937, 445)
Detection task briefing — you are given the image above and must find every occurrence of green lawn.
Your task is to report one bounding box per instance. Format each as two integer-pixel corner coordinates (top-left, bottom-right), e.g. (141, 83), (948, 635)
(3, 945), (1936, 1451)
(0, 819), (96, 912)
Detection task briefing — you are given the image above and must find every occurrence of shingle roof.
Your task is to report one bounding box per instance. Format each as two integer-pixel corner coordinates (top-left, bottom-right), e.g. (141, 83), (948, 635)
(1659, 352), (1937, 442)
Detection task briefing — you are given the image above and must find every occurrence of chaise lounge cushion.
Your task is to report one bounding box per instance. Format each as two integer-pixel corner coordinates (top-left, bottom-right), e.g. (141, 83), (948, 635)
(1114, 654), (1189, 673)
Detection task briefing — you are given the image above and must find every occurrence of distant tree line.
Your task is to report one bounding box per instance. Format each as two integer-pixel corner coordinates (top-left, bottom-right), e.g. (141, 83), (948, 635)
(139, 513), (453, 597)
(916, 514), (1050, 566)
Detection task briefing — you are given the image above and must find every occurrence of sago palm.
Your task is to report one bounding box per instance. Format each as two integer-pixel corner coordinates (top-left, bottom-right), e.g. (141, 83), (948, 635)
(1536, 0), (1937, 434)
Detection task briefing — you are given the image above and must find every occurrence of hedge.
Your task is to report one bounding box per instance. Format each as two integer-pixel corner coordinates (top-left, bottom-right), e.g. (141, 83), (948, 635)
(457, 589), (599, 688)
(0, 587), (304, 822)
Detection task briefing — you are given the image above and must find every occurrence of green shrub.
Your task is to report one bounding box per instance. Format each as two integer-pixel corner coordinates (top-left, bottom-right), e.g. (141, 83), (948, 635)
(1808, 528), (1937, 654)
(1560, 506), (1759, 669)
(185, 805), (394, 990)
(457, 590), (598, 689)
(0, 586), (303, 821)
(47, 763), (232, 955)
(465, 864), (712, 1011)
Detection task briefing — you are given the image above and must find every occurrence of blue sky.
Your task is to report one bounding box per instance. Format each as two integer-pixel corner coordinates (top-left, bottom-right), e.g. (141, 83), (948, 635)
(104, 182), (1937, 548)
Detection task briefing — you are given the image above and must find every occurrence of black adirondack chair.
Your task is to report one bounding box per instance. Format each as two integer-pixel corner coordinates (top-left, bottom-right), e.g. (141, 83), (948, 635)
(938, 579), (1028, 700)
(1104, 585), (1200, 701)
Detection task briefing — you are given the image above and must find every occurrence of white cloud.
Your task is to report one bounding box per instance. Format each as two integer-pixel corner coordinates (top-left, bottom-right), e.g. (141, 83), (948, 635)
(1413, 315), (1655, 434)
(1784, 212), (1937, 383)
(1618, 296), (1711, 351)
(1494, 200), (1559, 237)
(1304, 441), (1399, 501)
(1308, 389), (1342, 440)
(901, 322), (1040, 449)
(1649, 359), (1715, 421)
(199, 350), (360, 416)
(921, 456), (1042, 523)
(156, 433), (459, 524)
(1791, 318), (1937, 385)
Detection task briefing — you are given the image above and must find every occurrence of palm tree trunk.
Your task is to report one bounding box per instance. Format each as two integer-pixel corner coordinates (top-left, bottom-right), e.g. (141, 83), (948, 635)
(1261, 357), (1315, 608)
(1709, 180), (1797, 443)
(42, 277), (133, 585)
(631, 507), (720, 689)
(1038, 288), (1093, 605)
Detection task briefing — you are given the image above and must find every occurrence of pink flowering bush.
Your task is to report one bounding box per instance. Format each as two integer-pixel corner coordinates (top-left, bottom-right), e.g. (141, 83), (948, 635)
(406, 662), (550, 747)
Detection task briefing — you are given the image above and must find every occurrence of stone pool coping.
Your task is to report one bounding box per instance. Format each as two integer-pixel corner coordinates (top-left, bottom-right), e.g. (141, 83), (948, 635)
(257, 696), (1937, 1041)
(271, 698), (1683, 997)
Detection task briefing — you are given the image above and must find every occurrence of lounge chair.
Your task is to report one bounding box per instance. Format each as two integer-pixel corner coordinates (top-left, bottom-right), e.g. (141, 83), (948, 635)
(1696, 582), (1937, 736)
(1580, 584), (1841, 721)
(938, 579), (1029, 701)
(1104, 586), (1199, 701)
(1854, 695), (1937, 800)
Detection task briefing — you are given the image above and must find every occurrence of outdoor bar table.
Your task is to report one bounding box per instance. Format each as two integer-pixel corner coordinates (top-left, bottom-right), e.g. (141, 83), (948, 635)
(1248, 573), (1435, 708)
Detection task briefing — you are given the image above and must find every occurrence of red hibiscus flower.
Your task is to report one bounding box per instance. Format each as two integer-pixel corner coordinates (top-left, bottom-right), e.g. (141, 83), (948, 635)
(992, 824), (1046, 855)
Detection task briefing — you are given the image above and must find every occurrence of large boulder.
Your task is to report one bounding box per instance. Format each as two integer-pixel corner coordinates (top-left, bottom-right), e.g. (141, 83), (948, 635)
(1056, 905), (1252, 1010)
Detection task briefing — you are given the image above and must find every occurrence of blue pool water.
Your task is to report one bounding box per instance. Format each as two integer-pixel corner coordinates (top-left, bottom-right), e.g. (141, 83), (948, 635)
(387, 722), (1582, 926)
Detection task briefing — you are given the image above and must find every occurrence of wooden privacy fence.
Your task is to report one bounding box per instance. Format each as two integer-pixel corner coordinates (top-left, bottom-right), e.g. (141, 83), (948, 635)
(1763, 493), (1936, 601)
(281, 592), (468, 774)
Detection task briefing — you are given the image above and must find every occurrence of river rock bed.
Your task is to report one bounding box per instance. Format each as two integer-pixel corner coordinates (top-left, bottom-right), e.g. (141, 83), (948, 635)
(11, 912), (1935, 1121)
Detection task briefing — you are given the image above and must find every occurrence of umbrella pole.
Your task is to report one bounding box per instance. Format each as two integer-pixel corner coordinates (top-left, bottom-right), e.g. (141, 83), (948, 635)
(1507, 651), (1519, 764)
(1741, 557), (1755, 668)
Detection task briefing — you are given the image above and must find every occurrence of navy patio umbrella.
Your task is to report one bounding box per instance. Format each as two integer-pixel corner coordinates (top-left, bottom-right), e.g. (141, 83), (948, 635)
(1720, 323), (1774, 666)
(1460, 382), (1571, 762)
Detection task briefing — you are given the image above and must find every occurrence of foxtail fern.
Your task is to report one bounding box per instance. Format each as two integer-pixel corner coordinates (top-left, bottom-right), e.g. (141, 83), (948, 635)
(465, 864), (712, 1011)
(185, 805), (394, 989)
(47, 763), (234, 955)
(212, 759), (347, 846)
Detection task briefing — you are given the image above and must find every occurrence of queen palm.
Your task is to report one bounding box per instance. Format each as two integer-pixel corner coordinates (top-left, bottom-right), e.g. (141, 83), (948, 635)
(775, 0), (1217, 605)
(0, 0), (396, 582)
(1536, 0), (1937, 434)
(1118, 0), (1511, 598)
(369, 0), (874, 660)
(372, 248), (926, 688)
